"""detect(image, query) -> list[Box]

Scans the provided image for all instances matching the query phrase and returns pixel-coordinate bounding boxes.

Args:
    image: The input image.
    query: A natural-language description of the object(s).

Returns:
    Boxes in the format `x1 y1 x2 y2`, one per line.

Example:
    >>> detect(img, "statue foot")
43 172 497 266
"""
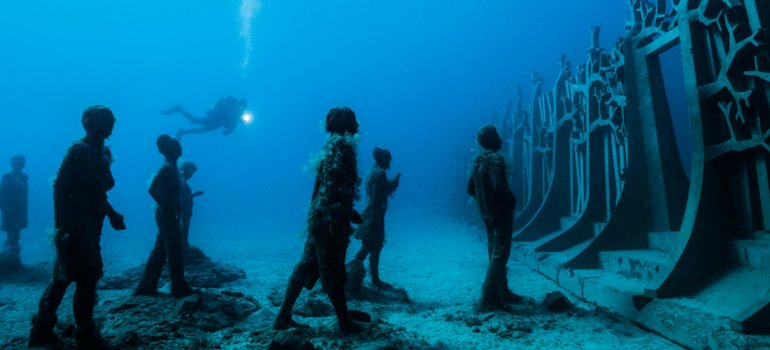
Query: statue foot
339 318 367 333
372 280 392 289
273 317 309 330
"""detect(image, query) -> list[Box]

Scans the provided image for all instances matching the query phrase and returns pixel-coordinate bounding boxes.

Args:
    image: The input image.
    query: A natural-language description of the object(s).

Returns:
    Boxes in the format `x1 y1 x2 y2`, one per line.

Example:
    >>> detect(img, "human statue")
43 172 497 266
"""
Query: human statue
467 125 522 311
273 106 366 332
134 134 195 297
179 161 208 263
0 154 29 262
352 147 401 288
29 105 126 349
158 96 247 139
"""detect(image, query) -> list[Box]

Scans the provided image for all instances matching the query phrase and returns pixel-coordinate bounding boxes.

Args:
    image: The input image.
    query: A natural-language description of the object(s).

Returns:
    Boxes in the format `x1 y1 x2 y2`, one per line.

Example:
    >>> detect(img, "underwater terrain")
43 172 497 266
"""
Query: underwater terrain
0 218 683 349
3 0 770 349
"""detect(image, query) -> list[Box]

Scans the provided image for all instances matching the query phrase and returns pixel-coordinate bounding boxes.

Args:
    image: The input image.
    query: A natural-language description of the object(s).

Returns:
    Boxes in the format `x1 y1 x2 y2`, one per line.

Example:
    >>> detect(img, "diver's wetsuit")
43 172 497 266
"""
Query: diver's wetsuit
467 149 517 310
0 168 28 253
136 160 192 296
354 164 399 284
168 96 243 139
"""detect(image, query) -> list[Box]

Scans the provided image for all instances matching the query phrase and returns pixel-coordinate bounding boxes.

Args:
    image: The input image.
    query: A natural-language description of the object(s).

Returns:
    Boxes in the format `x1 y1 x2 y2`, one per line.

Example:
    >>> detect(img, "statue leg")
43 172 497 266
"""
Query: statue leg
73 279 98 327
134 234 167 295
29 279 70 346
4 229 21 252
317 226 361 332
165 227 192 297
485 220 494 261
479 216 514 311
274 238 318 330
354 240 372 261
369 241 391 288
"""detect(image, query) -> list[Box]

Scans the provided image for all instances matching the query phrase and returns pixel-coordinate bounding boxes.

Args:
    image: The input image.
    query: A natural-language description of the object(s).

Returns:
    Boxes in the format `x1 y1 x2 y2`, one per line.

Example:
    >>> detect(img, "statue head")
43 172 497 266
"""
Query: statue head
373 147 392 170
477 125 502 151
10 154 25 171
324 106 358 135
81 105 115 141
180 161 198 180
157 134 182 161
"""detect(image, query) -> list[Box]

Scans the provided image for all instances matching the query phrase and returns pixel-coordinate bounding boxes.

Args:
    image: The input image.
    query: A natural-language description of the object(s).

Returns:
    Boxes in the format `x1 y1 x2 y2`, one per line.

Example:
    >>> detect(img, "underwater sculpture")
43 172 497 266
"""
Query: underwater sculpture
158 95 247 139
351 147 401 288
467 125 521 311
134 134 195 297
273 106 366 332
180 160 208 263
30 105 126 349
0 154 28 266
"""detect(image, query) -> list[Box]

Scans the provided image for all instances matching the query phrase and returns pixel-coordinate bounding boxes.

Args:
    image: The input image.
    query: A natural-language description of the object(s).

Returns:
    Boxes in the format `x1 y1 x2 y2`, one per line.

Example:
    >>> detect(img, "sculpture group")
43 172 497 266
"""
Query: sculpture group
459 0 770 346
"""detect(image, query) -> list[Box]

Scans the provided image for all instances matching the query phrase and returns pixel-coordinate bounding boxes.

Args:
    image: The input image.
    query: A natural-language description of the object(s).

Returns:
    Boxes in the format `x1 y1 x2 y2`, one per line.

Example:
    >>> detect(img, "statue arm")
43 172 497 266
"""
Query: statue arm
466 173 476 198
53 144 83 228
149 168 179 216
21 178 28 228
106 200 126 230
490 157 515 211
387 173 401 196
0 174 8 210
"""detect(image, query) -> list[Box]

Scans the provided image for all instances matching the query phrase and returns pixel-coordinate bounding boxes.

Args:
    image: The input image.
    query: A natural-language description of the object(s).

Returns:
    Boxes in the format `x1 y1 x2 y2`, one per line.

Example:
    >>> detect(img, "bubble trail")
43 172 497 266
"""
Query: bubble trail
239 0 262 74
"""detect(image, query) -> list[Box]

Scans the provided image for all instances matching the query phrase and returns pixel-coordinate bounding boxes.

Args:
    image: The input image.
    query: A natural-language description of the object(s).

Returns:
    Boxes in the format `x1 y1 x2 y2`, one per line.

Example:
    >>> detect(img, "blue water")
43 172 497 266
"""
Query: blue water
0 1 644 261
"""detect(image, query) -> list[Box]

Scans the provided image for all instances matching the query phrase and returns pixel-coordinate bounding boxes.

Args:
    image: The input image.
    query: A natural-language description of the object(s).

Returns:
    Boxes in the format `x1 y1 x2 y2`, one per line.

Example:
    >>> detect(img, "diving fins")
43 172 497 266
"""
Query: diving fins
158 105 182 115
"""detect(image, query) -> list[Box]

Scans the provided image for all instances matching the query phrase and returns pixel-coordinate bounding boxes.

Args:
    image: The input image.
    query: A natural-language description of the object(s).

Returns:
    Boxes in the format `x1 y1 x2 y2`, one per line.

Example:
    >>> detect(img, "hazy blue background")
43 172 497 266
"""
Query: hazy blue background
1 0 689 263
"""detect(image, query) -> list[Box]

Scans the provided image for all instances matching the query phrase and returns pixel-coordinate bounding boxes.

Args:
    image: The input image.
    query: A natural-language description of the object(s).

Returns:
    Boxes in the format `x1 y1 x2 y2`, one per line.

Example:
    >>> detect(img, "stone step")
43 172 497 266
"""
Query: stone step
593 221 607 237
559 269 650 317
534 252 770 350
560 216 578 230
648 231 678 252
639 268 770 349
599 249 669 282
727 238 770 271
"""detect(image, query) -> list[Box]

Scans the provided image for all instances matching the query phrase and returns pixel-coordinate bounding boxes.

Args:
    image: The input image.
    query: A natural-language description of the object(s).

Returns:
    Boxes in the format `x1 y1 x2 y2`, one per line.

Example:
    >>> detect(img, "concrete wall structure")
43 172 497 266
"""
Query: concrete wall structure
460 1 770 348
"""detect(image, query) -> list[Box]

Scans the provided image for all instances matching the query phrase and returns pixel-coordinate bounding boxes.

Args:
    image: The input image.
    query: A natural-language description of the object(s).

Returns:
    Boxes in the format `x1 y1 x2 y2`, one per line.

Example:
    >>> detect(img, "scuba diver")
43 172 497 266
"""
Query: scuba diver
158 96 247 140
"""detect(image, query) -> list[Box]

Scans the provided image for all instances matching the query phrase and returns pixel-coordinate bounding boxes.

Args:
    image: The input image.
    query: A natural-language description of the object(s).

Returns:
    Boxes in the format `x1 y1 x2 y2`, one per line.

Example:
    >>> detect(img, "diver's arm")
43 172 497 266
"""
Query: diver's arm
222 114 240 136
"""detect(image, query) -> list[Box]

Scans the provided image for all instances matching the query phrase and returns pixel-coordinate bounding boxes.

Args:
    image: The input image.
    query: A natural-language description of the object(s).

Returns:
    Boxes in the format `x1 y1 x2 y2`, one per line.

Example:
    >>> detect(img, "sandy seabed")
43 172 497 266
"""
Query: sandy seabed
0 217 683 350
